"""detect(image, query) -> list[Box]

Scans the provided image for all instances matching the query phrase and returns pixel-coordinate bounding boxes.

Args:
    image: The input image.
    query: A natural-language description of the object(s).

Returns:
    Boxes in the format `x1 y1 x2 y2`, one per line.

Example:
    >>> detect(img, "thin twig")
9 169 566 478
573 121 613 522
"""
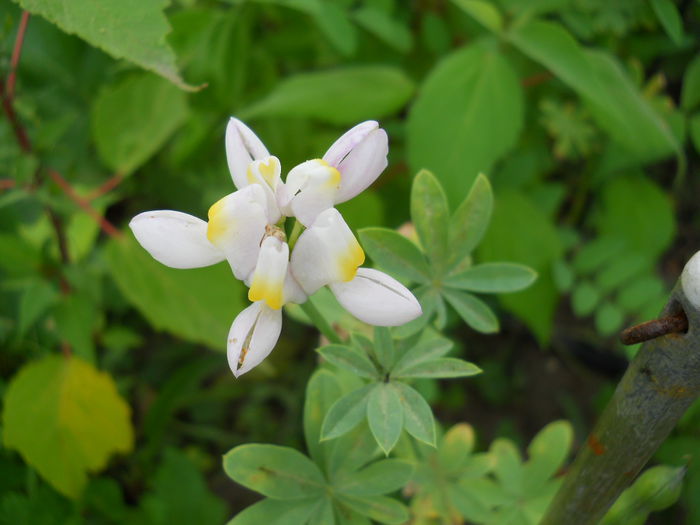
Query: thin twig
0 79 32 152
47 169 122 238
6 11 30 100
86 173 124 200
522 71 553 88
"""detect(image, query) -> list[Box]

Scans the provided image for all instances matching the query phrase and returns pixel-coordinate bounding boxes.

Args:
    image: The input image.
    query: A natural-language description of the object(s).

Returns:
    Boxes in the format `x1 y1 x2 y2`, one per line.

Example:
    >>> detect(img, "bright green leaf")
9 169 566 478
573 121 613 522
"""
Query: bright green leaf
92 74 188 175
692 114 700 154
445 263 537 293
524 421 572 489
490 439 523 495
12 0 195 89
367 383 404 455
392 382 436 446
240 66 414 125
336 458 413 496
373 326 396 371
391 335 453 375
443 289 499 333
321 385 374 441
411 170 450 272
572 281 601 317
317 345 379 379
3 355 133 498
304 370 342 467
223 444 325 500
106 235 245 351
407 44 523 207
448 173 493 268
17 280 58 336
358 228 431 284
595 301 625 337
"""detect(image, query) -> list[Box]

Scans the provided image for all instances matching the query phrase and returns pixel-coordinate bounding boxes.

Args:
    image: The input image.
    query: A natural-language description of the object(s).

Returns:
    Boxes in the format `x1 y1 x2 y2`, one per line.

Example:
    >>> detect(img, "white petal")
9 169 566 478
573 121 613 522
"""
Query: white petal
323 121 379 166
682 250 700 309
226 117 270 190
227 302 282 378
129 211 225 269
280 159 340 227
246 156 283 222
322 123 388 204
290 208 364 295
248 237 289 310
283 269 307 305
330 268 422 326
207 185 268 281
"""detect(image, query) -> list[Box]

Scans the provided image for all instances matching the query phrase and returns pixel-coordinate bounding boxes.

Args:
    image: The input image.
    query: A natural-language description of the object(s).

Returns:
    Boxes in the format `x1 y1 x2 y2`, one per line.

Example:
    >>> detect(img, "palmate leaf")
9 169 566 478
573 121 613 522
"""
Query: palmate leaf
443 289 499 334
448 173 493 269
337 494 409 525
367 383 403 455
391 335 453 375
317 345 379 379
12 0 195 90
445 263 537 293
392 382 436 446
223 445 325 500
393 358 481 379
321 385 375 441
335 459 413 497
226 498 320 525
2 355 133 498
358 228 431 284
411 170 450 272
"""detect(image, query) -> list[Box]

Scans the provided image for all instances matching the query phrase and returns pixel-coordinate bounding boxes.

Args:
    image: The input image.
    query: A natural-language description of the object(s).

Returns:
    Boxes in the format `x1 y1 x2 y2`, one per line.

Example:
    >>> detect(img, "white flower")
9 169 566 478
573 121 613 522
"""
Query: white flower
291 208 422 326
130 117 418 378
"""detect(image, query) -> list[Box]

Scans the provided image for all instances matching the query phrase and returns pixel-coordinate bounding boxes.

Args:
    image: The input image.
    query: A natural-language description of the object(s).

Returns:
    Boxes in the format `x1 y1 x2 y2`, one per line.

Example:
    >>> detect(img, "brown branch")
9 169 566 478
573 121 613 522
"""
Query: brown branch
522 71 553 88
620 311 688 345
6 11 30 101
47 169 122 238
86 173 124 200
0 79 32 152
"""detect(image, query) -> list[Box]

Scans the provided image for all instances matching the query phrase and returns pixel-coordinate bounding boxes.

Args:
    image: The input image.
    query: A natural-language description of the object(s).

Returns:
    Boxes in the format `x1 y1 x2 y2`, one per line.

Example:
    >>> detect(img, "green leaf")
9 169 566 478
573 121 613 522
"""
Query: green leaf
391 335 453 375
12 0 194 89
53 294 98 363
411 170 450 272
92 73 188 176
227 498 319 525
318 345 379 379
650 0 684 45
367 384 404 454
509 20 678 162
321 385 374 441
240 66 414 125
336 458 413 496
142 448 226 525
285 0 357 56
106 235 245 351
407 43 523 207
443 289 499 333
2 355 133 498
17 280 58 336
572 281 600 317
358 228 430 284
445 263 537 293
692 114 700 155
451 0 503 32
223 444 325 500
524 421 572 489
304 370 342 467
477 191 562 343
338 494 409 524
308 497 335 525
352 6 412 53
392 382 436 446
682 55 700 111
437 424 480 476
595 301 625 337
373 326 396 371
448 173 493 268
596 176 675 257
393 358 482 379
490 439 523 495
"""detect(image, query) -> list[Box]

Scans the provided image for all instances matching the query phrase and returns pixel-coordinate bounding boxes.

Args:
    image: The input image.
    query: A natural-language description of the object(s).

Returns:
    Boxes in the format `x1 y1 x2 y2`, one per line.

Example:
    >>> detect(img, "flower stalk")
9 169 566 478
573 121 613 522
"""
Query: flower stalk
541 253 700 524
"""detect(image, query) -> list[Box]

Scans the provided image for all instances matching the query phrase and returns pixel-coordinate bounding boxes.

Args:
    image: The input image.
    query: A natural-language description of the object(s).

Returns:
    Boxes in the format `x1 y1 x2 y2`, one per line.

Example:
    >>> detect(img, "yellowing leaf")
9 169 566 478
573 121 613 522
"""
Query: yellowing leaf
3 355 133 498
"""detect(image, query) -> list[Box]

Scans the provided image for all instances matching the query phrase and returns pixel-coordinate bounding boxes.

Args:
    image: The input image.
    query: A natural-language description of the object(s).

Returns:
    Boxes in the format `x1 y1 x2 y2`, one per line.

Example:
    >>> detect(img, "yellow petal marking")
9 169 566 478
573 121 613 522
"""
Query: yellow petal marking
207 196 229 242
259 157 280 187
248 276 284 310
338 238 365 282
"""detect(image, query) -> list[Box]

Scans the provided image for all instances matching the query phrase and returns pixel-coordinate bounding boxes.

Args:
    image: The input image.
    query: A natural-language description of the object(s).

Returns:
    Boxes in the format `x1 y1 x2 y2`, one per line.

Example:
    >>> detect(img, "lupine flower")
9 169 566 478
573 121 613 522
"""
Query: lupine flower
129 118 420 377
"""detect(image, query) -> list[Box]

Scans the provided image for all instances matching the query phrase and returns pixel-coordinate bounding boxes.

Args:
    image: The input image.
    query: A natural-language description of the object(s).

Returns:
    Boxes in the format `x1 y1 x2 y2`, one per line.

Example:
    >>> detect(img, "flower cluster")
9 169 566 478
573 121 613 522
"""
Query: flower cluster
130 119 421 377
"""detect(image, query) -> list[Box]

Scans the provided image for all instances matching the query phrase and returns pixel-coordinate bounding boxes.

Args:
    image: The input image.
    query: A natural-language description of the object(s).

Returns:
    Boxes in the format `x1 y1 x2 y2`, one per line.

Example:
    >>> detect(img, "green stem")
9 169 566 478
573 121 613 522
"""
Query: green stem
541 280 700 524
287 219 304 251
300 300 342 344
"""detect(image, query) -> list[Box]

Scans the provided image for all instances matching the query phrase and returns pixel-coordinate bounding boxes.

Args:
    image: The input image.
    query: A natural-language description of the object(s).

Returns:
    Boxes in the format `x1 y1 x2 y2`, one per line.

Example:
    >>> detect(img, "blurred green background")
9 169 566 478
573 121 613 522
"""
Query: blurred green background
1 0 700 522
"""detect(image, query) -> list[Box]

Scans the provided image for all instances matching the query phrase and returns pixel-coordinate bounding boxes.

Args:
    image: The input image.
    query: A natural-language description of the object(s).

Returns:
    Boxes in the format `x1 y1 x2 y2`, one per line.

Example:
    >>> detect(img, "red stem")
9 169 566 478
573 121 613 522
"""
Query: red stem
6 11 30 100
